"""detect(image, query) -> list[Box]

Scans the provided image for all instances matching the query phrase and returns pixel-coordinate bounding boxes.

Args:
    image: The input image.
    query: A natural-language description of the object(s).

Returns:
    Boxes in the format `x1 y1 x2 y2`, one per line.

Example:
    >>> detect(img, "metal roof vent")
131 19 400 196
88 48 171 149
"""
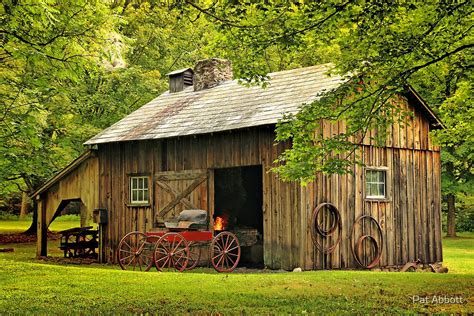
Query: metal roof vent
166 68 194 93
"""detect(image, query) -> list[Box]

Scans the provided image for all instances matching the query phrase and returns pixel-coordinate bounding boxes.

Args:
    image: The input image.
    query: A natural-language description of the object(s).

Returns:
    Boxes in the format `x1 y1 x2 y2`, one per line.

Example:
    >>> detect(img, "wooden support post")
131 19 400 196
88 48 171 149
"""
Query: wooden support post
80 202 88 227
207 169 214 231
36 196 47 257
98 224 105 263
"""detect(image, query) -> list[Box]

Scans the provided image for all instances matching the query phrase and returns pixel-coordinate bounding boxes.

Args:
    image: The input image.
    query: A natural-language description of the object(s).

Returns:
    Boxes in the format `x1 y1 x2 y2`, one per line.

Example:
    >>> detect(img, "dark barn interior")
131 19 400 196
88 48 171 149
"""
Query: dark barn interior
214 165 264 267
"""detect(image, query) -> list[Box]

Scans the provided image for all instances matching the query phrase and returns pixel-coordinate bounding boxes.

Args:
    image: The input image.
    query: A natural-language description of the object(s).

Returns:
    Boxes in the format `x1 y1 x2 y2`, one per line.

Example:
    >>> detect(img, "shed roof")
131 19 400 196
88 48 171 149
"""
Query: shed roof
85 64 344 145
166 68 193 76
85 64 443 145
30 150 96 198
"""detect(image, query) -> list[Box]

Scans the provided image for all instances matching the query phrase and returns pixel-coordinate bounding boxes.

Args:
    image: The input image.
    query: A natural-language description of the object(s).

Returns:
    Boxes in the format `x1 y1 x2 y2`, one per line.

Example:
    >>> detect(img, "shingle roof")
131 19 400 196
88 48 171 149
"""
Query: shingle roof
85 64 344 145
30 150 96 198
166 67 193 76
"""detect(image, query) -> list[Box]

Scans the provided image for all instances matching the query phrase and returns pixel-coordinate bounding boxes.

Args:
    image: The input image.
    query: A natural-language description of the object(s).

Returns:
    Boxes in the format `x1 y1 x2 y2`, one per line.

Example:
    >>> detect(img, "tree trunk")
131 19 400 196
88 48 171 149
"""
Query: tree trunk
446 193 456 237
445 159 457 238
19 191 30 220
23 200 37 235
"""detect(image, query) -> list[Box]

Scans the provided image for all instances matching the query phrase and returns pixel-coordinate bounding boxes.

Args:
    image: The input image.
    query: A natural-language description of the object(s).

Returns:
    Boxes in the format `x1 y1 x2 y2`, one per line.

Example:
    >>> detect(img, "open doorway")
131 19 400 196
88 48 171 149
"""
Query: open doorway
48 199 98 259
214 165 264 268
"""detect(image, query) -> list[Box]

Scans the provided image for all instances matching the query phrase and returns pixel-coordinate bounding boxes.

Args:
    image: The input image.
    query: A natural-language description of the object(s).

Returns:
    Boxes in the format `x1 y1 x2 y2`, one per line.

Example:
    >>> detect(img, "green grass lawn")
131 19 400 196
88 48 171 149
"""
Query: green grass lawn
0 223 472 314
0 216 96 234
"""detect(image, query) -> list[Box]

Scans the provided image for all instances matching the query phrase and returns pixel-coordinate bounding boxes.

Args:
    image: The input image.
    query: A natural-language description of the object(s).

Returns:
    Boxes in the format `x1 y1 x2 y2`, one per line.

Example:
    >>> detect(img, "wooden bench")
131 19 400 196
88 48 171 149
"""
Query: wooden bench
59 226 98 258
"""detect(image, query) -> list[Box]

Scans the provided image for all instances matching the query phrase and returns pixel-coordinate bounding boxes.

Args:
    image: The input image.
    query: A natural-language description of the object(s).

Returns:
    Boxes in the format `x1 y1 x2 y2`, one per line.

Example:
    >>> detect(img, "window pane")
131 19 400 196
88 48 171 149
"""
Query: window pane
130 177 150 203
378 171 385 183
373 183 380 196
366 171 373 183
373 171 378 183
378 183 385 197
368 183 376 196
366 169 387 198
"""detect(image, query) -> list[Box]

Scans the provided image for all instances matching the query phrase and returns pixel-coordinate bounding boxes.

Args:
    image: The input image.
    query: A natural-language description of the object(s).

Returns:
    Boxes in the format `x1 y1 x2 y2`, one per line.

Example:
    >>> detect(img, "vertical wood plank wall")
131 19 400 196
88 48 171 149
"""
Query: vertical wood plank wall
98 126 303 267
301 97 442 269
98 97 442 269
42 156 99 227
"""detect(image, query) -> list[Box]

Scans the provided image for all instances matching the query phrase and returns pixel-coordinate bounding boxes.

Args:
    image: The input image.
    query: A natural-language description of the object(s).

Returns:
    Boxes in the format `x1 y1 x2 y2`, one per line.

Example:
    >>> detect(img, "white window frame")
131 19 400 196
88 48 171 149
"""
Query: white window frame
365 167 389 200
130 176 149 205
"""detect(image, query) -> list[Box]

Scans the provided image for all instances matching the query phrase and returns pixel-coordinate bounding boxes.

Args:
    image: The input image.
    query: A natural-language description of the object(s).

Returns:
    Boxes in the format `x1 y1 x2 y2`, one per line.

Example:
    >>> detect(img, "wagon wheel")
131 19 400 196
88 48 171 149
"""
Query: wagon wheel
210 231 241 273
153 233 190 272
185 242 202 270
117 231 154 271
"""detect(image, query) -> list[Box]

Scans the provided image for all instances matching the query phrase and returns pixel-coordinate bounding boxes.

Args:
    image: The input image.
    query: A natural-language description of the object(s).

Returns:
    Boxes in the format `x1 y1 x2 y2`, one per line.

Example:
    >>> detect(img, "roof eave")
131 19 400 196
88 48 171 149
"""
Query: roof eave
405 85 445 129
30 150 96 198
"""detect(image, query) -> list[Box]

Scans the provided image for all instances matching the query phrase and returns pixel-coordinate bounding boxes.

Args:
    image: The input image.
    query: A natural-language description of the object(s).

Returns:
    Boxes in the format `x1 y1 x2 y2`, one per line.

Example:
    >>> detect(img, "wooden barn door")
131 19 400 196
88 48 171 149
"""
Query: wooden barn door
154 170 212 226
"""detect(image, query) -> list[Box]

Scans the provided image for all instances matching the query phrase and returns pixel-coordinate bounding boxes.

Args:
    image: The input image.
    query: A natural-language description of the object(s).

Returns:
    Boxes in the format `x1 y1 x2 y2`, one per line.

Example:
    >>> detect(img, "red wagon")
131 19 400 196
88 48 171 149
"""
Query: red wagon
116 210 241 273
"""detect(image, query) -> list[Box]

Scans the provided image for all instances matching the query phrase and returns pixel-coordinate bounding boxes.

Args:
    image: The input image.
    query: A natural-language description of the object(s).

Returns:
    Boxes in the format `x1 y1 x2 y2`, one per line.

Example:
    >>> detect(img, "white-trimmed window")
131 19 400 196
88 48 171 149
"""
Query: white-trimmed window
365 169 387 199
130 176 149 204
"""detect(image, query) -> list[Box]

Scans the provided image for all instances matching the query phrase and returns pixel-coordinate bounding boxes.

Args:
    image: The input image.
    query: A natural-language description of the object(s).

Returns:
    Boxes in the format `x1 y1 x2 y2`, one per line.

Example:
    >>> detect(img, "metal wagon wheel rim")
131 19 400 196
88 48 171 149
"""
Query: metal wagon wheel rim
310 203 342 254
117 231 154 271
153 233 190 272
350 215 384 269
210 231 241 273
355 235 379 268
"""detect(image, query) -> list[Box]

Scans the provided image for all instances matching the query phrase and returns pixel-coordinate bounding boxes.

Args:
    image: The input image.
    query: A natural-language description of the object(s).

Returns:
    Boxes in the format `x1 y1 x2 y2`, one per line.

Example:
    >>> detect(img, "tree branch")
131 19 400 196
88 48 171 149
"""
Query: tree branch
402 43 474 78
184 0 287 29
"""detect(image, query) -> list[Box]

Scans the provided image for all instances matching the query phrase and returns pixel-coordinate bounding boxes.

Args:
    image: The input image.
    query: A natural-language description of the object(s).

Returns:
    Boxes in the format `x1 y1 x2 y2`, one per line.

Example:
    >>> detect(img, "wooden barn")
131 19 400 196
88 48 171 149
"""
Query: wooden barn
34 58 444 270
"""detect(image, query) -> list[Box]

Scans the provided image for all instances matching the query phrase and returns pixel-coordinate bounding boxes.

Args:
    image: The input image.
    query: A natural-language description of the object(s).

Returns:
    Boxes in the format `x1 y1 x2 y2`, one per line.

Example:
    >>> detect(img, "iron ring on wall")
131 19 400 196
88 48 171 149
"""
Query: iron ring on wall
350 215 383 269
310 203 342 254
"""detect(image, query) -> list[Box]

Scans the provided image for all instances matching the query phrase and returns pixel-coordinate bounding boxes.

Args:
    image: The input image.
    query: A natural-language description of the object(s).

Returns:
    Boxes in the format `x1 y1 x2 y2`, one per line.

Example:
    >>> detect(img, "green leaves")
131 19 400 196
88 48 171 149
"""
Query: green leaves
183 1 472 182
2 0 472 202
0 1 221 196
1 0 113 192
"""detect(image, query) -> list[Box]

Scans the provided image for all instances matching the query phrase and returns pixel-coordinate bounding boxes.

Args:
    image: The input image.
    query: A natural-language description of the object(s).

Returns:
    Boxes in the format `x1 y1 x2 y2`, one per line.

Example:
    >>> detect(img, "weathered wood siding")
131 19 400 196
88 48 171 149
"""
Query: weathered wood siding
98 96 442 269
98 126 302 267
40 155 99 226
36 154 99 256
301 96 442 269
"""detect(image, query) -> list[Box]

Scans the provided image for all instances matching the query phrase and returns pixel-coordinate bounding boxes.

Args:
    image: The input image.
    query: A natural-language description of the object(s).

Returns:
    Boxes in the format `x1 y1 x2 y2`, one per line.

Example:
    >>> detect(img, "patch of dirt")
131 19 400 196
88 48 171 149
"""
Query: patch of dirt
37 256 98 265
227 267 288 273
0 231 60 244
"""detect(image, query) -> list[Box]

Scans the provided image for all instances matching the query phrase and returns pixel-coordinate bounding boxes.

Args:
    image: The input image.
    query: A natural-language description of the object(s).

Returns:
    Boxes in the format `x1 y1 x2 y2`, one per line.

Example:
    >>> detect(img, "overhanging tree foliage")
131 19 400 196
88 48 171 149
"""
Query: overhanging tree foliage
1 0 219 232
1 1 472 234
179 0 473 233
178 0 472 178
1 0 112 194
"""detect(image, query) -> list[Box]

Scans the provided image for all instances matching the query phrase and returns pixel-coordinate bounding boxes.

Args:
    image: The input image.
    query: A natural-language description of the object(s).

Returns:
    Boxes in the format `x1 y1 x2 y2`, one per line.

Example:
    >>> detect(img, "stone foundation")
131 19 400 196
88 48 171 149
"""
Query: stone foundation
370 262 447 272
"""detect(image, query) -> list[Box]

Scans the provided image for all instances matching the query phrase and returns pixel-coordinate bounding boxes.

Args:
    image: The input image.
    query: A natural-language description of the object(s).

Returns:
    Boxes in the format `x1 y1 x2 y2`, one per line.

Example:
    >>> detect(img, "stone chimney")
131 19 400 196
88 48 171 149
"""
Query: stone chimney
193 58 233 91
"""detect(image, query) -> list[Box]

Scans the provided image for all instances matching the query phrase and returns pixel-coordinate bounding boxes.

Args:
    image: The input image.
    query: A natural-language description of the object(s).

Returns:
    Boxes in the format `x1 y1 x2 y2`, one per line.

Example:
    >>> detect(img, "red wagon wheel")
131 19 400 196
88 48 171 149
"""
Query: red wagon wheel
117 231 154 271
153 233 190 272
185 242 202 270
210 231 241 273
